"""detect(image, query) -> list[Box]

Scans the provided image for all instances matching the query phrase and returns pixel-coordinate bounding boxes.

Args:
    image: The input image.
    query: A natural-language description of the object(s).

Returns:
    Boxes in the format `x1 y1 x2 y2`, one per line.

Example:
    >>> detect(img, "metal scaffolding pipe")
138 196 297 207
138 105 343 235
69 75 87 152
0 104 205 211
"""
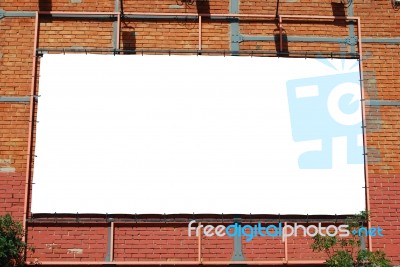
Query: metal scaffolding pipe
23 11 39 242
356 18 373 252
281 14 358 20
116 12 121 49
110 221 115 261
36 48 359 58
0 96 30 102
198 222 202 263
112 0 120 50
31 11 360 22
27 218 352 225
240 35 348 43
278 15 283 52
35 260 326 265
198 15 202 51
38 11 119 16
284 222 288 263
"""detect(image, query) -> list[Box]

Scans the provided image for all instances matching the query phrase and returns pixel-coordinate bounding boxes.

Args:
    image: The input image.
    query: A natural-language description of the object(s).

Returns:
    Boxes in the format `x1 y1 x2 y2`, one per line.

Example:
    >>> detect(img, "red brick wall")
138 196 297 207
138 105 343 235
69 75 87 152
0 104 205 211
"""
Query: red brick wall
1 0 399 265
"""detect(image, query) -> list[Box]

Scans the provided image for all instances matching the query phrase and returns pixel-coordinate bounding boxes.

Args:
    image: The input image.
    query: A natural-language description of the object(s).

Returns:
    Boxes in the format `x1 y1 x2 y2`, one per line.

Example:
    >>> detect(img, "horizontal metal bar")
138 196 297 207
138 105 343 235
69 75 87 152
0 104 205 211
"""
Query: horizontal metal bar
0 11 352 20
1 11 36 18
366 100 400 106
241 34 347 43
4 96 395 106
2 96 395 109
27 218 350 225
123 15 238 20
33 260 326 266
42 14 115 19
39 11 119 15
0 12 234 21
0 10 114 19
123 15 233 20
37 48 359 58
0 11 237 20
0 96 30 102
124 14 197 20
238 34 400 45
28 213 353 225
362 37 400 44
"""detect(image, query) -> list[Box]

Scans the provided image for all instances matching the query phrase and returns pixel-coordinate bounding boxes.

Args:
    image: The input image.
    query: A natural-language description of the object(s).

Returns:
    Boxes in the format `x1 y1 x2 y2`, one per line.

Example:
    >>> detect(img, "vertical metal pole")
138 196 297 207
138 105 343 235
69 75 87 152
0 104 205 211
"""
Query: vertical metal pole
231 217 245 261
229 0 240 54
23 11 39 242
348 3 356 54
279 15 283 52
110 221 115 261
284 222 288 263
198 15 202 51
116 12 121 50
198 222 202 263
113 0 120 50
357 17 372 252
105 220 115 262
360 230 366 251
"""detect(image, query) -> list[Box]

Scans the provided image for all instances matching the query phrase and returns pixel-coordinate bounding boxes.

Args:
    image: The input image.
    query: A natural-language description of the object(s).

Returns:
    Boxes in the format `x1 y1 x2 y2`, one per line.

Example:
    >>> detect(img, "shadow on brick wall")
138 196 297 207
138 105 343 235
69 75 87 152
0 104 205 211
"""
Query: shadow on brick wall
196 0 210 15
274 27 289 55
122 30 136 54
121 1 136 54
39 0 52 11
331 2 347 27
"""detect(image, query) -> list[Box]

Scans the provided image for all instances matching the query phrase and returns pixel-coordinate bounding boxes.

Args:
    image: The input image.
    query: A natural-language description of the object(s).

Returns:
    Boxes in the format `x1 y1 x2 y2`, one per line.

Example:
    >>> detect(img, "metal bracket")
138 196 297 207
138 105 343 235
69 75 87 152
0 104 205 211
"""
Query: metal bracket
0 96 30 102
367 100 400 106
231 217 245 261
360 230 366 250
229 0 240 53
345 36 358 46
231 34 243 43
0 10 36 19
105 218 114 262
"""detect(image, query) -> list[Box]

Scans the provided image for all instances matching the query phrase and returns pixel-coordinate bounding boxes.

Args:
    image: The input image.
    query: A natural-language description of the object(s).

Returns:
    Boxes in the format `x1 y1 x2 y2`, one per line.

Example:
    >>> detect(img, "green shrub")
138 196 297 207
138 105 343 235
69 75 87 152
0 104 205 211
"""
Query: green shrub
0 214 33 267
311 211 391 267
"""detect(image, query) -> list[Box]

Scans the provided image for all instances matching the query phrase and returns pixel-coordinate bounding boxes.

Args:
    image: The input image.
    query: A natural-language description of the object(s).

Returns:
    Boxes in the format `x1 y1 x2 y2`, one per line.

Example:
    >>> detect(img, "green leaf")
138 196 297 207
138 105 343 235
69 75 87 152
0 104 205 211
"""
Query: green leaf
326 250 354 267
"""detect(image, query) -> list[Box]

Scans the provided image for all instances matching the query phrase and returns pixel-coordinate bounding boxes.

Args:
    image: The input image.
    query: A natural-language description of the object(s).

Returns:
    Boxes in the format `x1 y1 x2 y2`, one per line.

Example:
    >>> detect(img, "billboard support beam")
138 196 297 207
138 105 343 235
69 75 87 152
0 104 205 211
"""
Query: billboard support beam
23 11 39 244
34 260 326 265
105 219 115 262
0 97 31 102
231 217 245 261
356 17 372 252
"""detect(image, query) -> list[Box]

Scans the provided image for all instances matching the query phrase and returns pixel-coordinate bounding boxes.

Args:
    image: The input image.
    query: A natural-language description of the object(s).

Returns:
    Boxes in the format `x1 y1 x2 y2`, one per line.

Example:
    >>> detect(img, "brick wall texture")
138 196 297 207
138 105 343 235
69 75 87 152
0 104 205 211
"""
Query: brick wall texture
1 0 399 265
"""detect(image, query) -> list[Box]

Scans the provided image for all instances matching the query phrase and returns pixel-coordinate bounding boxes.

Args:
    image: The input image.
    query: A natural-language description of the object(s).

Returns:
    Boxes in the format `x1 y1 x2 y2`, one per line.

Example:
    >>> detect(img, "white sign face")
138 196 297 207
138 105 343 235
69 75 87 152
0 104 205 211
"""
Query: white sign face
32 54 365 214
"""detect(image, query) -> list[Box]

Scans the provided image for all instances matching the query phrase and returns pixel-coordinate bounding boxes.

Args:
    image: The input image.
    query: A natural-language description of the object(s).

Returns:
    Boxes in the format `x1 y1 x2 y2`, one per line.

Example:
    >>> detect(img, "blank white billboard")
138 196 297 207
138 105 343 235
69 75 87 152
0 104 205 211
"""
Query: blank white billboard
32 54 365 214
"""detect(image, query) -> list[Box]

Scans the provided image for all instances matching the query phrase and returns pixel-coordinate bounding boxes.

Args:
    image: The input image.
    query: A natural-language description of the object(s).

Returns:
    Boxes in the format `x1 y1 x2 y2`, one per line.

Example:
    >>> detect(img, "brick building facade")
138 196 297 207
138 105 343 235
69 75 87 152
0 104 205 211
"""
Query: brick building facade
0 0 399 265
